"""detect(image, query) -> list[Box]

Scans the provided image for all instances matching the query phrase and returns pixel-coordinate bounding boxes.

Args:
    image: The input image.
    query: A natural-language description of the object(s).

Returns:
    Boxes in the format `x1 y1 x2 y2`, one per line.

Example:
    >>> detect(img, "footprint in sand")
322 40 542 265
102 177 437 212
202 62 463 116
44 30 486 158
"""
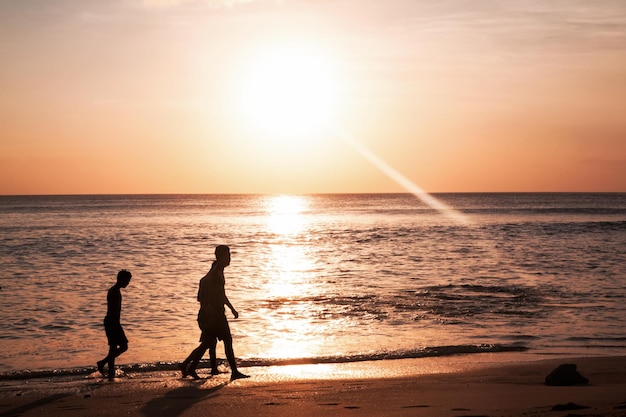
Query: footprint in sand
551 402 590 411
451 409 490 417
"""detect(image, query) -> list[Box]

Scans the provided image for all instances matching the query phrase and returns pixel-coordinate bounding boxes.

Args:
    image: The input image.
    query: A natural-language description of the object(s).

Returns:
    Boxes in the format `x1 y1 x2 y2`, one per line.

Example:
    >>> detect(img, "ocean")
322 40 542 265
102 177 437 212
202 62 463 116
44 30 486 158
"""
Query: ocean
0 193 625 378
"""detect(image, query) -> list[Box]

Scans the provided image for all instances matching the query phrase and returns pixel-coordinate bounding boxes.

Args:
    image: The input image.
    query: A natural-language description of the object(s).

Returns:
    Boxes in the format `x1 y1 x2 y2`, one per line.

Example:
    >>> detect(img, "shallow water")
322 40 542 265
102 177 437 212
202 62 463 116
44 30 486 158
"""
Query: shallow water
1 193 625 376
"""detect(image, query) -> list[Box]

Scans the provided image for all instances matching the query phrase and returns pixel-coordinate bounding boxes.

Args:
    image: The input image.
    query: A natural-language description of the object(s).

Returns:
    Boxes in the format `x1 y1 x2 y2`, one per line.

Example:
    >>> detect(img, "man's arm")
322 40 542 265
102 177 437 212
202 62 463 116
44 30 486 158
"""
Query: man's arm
224 294 238 319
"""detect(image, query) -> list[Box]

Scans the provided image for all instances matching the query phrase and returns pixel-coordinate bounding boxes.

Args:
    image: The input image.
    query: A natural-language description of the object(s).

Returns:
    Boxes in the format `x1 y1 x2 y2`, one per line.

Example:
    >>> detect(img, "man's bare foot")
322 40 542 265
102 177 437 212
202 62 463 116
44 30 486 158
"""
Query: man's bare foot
96 361 106 377
178 363 189 378
189 370 202 380
231 371 249 381
211 369 220 376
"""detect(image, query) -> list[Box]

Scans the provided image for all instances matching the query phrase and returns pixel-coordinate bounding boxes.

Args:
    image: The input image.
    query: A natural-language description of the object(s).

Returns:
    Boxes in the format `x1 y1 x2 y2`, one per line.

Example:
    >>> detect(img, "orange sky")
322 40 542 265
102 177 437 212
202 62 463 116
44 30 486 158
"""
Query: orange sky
1 0 625 195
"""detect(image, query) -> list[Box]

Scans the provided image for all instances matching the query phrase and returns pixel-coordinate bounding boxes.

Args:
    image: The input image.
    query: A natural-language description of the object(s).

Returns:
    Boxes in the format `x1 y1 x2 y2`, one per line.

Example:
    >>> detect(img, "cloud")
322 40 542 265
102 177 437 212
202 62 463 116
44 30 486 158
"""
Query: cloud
392 1 626 54
582 158 626 168
141 0 260 7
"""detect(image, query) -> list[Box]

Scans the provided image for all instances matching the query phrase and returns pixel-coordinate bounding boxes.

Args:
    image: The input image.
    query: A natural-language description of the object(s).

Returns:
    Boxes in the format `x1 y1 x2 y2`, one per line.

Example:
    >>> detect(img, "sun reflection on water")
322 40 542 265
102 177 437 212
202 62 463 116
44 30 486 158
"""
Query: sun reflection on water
257 195 328 360
265 195 309 236
264 245 317 298
260 244 325 359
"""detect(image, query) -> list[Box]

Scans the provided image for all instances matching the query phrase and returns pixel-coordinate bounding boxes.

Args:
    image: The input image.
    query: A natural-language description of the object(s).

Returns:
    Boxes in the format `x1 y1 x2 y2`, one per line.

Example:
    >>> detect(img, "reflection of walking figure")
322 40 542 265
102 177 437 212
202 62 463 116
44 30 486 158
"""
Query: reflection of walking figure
180 245 249 381
97 270 132 380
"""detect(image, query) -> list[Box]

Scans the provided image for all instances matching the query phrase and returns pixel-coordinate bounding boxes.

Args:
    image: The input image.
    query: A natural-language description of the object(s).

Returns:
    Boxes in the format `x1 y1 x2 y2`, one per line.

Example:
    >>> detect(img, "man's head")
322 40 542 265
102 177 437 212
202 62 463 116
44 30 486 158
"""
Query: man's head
117 269 132 287
215 245 231 267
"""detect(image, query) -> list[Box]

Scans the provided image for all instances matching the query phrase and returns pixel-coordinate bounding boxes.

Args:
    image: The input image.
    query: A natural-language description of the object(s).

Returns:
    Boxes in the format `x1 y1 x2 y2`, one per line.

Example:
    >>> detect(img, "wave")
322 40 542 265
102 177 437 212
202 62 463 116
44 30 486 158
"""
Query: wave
0 344 527 381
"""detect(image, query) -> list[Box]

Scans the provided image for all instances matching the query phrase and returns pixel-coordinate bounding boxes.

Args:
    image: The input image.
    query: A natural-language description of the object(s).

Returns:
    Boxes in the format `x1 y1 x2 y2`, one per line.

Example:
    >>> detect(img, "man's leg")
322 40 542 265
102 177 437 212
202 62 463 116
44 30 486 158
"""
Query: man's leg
223 334 248 380
97 348 113 376
107 343 127 379
97 345 120 379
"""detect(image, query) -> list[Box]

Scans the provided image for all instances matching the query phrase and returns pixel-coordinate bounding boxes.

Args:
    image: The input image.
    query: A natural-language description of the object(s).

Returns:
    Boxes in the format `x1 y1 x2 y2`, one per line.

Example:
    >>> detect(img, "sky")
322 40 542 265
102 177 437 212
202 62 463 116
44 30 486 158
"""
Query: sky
1 0 625 195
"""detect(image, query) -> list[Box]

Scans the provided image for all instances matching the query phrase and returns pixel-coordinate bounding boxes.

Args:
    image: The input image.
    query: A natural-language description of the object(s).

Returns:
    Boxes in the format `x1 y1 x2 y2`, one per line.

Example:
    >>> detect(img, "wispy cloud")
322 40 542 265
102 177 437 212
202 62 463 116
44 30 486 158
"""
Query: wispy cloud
395 1 626 54
141 0 260 7
582 158 626 169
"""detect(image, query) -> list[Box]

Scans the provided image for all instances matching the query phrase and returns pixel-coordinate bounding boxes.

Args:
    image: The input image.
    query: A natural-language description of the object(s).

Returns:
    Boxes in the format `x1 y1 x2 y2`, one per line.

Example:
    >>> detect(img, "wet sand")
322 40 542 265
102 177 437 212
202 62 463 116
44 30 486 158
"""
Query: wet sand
1 355 625 417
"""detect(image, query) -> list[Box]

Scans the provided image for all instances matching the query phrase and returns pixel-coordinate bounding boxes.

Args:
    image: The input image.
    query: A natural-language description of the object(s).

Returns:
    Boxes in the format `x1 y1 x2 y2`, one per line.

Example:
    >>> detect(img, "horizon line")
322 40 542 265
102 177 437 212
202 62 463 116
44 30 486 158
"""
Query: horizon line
1 191 625 197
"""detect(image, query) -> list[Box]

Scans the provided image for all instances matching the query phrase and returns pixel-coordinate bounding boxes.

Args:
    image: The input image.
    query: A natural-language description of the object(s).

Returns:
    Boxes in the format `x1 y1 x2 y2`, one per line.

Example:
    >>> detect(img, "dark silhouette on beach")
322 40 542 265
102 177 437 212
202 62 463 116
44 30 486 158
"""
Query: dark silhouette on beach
97 269 132 380
140 382 229 417
179 245 249 381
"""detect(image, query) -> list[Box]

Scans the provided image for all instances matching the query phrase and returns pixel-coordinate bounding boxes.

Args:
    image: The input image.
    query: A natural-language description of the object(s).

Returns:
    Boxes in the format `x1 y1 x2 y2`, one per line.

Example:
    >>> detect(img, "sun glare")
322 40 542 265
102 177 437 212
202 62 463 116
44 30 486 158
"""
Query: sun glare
265 195 309 235
235 42 339 138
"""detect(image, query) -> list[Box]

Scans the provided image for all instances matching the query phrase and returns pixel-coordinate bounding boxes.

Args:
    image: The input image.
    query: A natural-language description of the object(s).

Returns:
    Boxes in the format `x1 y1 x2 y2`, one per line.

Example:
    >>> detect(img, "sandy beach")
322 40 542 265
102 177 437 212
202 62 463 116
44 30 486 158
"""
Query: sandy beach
1 355 625 417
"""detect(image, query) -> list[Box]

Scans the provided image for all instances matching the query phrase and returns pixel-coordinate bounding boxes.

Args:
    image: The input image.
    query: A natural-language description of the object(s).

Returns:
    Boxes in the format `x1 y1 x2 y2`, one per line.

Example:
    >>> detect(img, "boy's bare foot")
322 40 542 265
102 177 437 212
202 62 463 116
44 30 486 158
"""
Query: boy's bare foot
189 370 202 380
211 369 220 376
230 371 249 381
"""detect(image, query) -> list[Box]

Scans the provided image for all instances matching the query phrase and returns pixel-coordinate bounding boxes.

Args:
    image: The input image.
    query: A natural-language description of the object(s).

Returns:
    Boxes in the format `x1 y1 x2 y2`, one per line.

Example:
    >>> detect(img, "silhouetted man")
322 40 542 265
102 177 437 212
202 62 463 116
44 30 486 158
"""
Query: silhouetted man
180 245 249 381
97 269 132 380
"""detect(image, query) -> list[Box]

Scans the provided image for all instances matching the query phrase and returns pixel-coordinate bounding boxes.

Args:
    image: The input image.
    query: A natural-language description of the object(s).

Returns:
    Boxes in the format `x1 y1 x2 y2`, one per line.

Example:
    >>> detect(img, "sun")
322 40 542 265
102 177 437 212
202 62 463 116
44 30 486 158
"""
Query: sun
235 42 340 138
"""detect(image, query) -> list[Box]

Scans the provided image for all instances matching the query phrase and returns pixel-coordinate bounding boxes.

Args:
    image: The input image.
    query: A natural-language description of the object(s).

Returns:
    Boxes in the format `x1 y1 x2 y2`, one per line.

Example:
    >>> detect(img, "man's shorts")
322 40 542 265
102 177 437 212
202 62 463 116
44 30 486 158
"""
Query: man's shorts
104 319 128 347
198 311 230 342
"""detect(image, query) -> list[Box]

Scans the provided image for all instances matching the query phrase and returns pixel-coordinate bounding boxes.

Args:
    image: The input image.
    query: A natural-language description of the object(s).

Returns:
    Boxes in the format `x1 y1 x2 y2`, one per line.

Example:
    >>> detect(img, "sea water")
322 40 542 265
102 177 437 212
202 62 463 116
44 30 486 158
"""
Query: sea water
0 193 625 377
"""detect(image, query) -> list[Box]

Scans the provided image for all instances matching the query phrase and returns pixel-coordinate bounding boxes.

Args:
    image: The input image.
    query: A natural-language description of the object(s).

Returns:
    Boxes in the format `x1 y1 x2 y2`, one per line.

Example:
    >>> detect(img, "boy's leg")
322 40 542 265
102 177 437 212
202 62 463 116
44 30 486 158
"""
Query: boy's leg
188 341 211 379
180 344 203 377
209 337 219 375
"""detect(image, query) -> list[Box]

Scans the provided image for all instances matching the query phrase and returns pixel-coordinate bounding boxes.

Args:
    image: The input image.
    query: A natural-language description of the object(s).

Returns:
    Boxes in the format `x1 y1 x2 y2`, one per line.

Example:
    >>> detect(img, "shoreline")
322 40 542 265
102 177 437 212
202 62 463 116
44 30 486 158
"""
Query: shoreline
0 343 532 381
1 354 625 417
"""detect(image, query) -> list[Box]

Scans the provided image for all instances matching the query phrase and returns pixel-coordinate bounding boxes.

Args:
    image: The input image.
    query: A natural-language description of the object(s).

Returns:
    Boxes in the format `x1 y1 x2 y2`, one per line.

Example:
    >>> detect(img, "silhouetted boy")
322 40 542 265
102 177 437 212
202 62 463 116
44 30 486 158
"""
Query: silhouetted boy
180 245 249 381
97 269 132 379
